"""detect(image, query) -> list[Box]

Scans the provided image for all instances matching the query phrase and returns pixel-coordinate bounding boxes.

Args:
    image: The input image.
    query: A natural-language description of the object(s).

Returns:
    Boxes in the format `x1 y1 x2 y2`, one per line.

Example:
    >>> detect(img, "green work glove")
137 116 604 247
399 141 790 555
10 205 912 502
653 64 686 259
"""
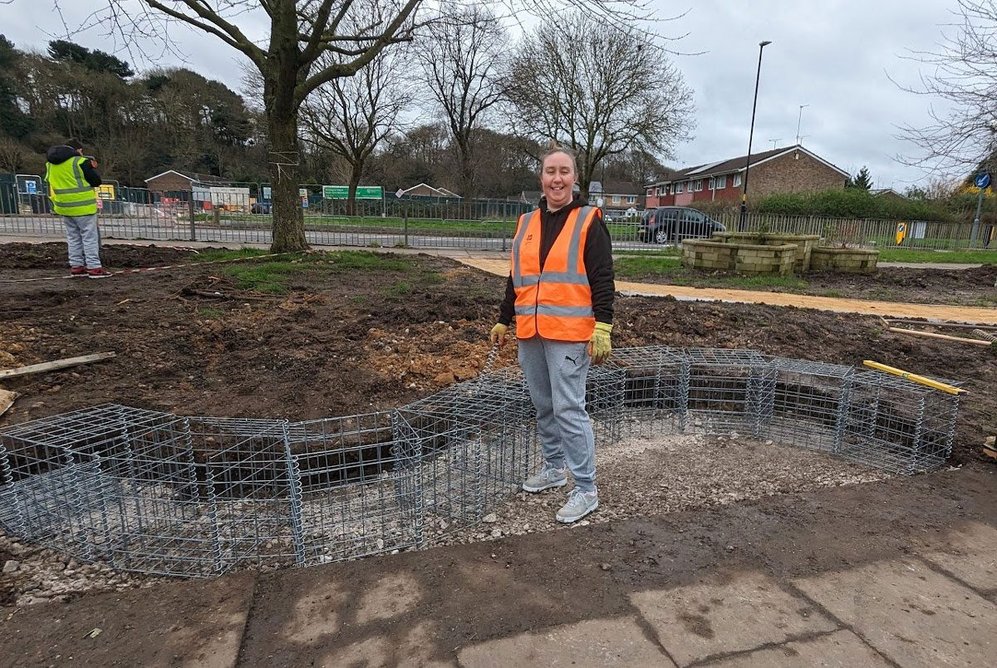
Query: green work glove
588 322 613 364
490 323 509 347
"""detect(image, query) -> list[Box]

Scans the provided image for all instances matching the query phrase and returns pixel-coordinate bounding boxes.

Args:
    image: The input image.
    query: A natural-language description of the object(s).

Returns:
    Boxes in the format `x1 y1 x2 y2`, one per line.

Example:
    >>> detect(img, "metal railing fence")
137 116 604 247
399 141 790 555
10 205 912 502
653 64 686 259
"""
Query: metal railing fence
1 177 994 250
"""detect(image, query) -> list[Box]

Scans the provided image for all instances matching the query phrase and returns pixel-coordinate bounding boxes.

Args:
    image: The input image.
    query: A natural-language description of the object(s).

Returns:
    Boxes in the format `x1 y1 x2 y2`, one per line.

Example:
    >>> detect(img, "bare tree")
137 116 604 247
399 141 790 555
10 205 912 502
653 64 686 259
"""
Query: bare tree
897 0 997 176
301 46 413 213
505 12 694 198
415 6 508 199
78 1 653 250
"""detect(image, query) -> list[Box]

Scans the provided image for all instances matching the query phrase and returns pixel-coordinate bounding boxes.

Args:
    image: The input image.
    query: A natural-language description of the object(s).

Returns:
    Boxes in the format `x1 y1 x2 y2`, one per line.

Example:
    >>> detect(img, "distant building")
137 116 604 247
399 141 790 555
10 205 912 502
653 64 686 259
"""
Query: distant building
645 145 848 208
144 170 231 193
400 183 461 199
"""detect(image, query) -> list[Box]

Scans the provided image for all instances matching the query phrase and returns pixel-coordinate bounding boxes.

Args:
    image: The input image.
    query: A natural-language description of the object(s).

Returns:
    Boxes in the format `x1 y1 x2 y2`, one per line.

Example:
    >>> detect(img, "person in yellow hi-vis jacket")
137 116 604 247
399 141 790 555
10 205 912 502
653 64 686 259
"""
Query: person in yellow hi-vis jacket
45 139 111 278
489 145 615 524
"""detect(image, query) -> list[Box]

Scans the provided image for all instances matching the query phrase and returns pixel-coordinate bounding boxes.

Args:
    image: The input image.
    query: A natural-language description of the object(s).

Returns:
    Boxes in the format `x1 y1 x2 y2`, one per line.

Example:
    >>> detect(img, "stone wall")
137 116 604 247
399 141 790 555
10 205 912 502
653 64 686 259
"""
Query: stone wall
809 247 880 273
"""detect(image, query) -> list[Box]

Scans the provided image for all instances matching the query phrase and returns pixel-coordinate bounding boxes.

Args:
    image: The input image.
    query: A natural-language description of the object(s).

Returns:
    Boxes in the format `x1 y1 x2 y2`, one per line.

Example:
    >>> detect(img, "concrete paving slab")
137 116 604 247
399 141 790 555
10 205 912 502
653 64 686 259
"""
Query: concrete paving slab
629 571 836 665
922 520 997 599
457 616 672 667
793 557 997 667
704 629 890 667
0 572 256 668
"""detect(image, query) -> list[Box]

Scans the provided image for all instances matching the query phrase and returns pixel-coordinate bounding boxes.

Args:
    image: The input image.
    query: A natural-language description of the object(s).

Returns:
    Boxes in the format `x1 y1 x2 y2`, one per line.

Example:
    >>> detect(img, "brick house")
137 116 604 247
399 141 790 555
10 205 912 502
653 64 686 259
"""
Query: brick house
645 145 848 208
591 180 644 210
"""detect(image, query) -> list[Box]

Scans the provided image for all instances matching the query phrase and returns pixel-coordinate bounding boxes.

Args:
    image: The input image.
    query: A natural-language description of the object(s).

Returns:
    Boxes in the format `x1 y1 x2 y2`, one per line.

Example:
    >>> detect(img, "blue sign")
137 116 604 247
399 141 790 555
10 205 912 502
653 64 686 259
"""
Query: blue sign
25 181 36 194
974 172 991 189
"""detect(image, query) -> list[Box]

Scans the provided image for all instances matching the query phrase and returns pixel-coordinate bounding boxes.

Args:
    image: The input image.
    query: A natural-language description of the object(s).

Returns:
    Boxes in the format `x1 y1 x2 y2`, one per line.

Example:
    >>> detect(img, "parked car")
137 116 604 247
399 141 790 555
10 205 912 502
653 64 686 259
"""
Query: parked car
639 206 725 244
251 201 272 214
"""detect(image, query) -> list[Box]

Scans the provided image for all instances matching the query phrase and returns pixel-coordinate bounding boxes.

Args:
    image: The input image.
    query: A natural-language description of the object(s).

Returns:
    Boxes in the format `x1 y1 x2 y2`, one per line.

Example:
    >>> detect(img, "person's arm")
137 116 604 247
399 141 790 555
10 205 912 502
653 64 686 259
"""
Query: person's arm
81 157 102 187
584 211 615 325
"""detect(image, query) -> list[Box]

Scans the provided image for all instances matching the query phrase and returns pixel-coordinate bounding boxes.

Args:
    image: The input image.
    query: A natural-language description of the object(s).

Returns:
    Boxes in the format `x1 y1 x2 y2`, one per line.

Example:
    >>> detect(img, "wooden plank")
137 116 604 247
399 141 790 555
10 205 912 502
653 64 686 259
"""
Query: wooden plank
0 352 117 380
887 327 993 346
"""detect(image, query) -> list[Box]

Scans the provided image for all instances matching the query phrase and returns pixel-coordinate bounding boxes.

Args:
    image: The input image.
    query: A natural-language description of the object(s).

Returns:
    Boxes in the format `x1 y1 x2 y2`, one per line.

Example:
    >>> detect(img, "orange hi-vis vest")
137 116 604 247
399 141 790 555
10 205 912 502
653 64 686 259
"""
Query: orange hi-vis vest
511 205 597 341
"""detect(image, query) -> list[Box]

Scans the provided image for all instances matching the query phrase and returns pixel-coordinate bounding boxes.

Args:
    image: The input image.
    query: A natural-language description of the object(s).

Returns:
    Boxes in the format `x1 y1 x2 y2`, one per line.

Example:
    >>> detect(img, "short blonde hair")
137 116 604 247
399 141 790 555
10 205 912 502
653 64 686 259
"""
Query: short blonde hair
540 142 577 175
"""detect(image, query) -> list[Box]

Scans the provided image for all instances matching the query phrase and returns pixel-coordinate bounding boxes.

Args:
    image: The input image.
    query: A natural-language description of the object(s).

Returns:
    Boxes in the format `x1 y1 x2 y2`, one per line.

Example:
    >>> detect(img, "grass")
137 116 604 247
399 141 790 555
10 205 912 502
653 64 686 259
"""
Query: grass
614 254 683 278
197 306 225 319
192 247 272 262
614 254 809 290
876 248 997 264
214 249 423 294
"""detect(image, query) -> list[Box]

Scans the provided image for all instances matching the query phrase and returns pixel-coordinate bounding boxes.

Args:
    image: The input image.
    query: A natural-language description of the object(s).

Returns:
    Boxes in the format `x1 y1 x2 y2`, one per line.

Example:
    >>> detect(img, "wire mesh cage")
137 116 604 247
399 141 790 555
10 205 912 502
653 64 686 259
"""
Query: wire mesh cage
397 371 536 525
839 370 960 474
285 412 422 566
0 348 967 578
758 357 855 452
684 348 769 434
607 346 690 438
0 405 185 565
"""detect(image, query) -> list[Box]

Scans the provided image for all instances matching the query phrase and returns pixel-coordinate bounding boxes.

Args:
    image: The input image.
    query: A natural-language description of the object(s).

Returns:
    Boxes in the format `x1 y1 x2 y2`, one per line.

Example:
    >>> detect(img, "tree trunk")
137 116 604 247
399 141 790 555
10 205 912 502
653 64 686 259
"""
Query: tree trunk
347 168 361 216
266 110 308 252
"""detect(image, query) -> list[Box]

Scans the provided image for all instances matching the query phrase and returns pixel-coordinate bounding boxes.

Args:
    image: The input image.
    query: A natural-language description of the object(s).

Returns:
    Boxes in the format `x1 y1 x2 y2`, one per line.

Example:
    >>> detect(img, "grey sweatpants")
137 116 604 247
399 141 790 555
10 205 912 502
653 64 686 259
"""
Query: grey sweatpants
63 213 102 269
518 336 597 493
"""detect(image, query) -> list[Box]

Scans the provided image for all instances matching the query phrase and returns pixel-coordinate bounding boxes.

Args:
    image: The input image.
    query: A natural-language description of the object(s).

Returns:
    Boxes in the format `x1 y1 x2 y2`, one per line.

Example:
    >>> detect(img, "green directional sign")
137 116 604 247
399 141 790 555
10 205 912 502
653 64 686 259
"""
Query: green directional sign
322 185 384 200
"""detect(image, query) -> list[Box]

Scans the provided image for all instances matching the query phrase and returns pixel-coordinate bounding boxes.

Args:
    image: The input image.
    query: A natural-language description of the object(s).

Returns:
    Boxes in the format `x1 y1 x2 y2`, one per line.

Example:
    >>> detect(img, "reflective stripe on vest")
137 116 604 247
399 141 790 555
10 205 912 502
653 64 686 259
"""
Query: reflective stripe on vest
46 156 97 216
510 206 597 342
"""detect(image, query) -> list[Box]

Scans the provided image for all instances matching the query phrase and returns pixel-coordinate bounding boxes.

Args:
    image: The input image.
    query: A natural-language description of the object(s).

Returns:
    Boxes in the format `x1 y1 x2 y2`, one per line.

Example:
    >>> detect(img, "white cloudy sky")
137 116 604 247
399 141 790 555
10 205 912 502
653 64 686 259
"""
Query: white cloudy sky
1 0 968 189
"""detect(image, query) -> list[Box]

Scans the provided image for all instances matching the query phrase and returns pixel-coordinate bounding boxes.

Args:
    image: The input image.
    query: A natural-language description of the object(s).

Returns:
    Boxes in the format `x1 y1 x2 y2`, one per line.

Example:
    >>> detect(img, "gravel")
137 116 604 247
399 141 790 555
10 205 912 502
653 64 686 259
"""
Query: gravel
0 431 889 608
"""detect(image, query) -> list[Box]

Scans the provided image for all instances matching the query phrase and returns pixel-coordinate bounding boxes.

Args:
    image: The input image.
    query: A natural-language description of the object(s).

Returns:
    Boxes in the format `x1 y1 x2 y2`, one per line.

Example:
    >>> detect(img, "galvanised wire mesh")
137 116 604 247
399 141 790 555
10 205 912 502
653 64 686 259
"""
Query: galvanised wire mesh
758 357 855 453
839 370 960 474
684 348 769 434
397 370 537 526
285 412 422 566
0 348 964 577
607 346 690 437
0 405 183 565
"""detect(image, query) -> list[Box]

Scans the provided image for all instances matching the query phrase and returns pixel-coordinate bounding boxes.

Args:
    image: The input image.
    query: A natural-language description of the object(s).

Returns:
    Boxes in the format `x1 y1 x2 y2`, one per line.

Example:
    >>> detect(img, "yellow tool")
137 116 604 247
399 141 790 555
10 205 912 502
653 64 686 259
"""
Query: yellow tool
862 360 967 395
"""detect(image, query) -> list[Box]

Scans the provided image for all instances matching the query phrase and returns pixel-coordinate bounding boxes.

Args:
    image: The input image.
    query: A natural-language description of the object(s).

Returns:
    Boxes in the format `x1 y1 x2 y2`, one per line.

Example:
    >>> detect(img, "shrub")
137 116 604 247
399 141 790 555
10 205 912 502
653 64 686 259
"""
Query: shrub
755 189 953 222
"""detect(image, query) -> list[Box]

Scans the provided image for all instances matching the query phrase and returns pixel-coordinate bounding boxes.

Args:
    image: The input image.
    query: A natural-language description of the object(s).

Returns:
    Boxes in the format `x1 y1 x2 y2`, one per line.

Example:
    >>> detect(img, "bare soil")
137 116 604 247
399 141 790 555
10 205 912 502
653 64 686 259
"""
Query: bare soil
0 242 993 464
0 242 995 660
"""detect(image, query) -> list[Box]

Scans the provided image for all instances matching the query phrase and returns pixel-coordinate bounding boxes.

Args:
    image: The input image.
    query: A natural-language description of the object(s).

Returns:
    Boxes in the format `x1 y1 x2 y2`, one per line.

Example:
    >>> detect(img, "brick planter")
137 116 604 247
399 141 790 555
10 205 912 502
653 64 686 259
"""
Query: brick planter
682 239 797 276
713 232 820 273
809 247 880 273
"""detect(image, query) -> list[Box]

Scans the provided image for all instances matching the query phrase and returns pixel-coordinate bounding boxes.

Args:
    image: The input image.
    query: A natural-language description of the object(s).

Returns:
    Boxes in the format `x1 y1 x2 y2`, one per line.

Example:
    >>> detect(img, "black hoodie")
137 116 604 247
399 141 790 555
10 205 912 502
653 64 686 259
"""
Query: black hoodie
45 145 102 187
498 195 615 327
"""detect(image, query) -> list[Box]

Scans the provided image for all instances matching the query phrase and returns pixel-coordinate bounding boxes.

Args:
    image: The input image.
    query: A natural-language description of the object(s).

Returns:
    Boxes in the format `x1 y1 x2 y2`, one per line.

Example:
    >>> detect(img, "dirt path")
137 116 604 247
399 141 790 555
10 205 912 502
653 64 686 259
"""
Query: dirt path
460 257 997 324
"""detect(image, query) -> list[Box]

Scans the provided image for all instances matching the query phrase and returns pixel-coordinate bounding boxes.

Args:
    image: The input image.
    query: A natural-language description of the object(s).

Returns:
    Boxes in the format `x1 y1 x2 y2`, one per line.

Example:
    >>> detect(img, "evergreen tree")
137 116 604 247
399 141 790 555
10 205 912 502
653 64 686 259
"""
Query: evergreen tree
0 35 31 138
847 166 873 190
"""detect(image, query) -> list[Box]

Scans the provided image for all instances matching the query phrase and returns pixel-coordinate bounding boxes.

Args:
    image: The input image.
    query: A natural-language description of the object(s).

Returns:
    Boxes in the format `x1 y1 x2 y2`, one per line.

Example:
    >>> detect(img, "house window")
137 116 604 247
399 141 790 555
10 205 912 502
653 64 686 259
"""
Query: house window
716 175 727 189
675 182 684 194
647 188 654 197
733 173 742 188
626 195 636 204
708 177 715 190
693 179 703 192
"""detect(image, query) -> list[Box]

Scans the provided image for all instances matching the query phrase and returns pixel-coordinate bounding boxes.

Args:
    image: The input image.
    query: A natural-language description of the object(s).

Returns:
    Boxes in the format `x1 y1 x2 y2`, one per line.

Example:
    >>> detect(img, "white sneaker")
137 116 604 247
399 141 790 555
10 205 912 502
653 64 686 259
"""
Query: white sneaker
556 488 599 523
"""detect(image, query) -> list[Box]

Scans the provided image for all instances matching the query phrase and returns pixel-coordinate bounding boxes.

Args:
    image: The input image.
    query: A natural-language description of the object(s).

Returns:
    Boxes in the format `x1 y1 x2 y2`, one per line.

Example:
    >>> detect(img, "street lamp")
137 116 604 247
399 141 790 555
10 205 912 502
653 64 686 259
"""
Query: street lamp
739 40 772 231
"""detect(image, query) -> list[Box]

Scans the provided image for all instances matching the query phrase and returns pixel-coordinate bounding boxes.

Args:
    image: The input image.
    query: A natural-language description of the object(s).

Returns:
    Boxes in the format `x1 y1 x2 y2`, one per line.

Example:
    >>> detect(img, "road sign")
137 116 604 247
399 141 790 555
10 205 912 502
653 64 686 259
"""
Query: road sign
395 188 405 199
25 181 36 194
974 172 991 189
322 185 384 200
299 188 309 208
894 221 907 245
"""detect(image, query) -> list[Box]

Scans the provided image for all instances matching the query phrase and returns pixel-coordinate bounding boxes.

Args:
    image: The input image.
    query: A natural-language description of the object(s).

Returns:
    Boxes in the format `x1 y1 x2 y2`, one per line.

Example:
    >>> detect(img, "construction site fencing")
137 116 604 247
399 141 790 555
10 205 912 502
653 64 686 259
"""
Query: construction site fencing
0 347 961 578
3 180 995 252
